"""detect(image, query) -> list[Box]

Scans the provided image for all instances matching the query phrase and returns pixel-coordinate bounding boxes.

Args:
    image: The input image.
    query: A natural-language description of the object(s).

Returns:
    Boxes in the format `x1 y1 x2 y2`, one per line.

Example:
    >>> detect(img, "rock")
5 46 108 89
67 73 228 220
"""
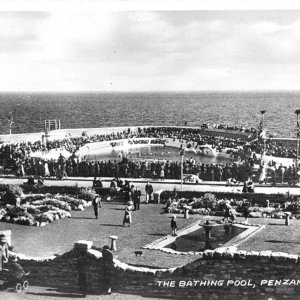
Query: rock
249 212 262 218
77 204 84 211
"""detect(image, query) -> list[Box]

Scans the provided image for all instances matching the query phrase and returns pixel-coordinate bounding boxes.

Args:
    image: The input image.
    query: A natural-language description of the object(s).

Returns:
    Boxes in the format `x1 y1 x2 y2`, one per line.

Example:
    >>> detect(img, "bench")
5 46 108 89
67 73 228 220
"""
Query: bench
135 251 143 256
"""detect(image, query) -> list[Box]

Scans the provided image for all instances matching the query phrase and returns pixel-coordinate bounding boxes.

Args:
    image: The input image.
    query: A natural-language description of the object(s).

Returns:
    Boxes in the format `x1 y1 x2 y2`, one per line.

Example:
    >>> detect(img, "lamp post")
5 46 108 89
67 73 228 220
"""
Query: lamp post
260 110 266 160
8 113 14 135
295 109 300 178
180 148 185 190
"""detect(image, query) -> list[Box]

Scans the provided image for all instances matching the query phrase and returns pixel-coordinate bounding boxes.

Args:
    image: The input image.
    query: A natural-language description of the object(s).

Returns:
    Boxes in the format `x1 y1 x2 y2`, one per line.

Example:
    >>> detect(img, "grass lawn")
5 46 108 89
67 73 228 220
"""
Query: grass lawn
237 217 300 254
0 201 299 270
0 202 204 268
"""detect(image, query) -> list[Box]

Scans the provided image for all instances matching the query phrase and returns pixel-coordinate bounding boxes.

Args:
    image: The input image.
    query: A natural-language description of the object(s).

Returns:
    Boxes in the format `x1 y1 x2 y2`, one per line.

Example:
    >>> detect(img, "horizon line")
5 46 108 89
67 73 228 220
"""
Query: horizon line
1 89 300 94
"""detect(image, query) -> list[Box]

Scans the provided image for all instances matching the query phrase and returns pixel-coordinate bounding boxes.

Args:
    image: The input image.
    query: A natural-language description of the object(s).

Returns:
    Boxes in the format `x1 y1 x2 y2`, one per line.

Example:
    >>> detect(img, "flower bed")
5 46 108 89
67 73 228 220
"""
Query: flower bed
160 190 292 206
163 192 295 220
0 192 92 226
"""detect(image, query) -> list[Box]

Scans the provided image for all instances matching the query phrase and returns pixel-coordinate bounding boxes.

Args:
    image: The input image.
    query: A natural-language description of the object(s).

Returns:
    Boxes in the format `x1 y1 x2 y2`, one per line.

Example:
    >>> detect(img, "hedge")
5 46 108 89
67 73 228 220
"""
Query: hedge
0 184 296 206
160 190 294 205
0 184 111 197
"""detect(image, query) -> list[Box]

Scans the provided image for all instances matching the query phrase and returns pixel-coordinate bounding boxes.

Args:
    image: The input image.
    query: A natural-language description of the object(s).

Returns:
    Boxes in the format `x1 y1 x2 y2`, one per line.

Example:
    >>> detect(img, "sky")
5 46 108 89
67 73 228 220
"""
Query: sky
1 7 300 91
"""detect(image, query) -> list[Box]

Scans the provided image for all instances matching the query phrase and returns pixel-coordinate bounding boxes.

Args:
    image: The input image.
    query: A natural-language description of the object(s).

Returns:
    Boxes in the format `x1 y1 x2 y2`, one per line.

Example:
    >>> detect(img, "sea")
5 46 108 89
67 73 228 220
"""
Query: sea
0 91 299 137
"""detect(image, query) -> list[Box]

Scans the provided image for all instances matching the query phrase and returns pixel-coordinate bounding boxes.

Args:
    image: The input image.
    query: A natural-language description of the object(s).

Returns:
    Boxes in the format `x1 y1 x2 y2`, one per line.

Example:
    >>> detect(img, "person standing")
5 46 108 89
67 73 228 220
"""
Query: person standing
171 216 177 236
160 165 165 181
44 160 50 177
133 186 141 210
243 202 250 224
0 235 9 271
123 181 131 204
123 202 133 227
92 194 102 219
110 178 117 192
222 203 231 222
145 182 153 204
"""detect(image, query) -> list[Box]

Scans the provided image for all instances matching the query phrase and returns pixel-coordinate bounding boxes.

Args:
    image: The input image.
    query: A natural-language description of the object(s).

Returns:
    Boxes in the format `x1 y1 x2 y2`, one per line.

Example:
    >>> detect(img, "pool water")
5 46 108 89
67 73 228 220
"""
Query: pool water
164 225 246 252
86 146 234 164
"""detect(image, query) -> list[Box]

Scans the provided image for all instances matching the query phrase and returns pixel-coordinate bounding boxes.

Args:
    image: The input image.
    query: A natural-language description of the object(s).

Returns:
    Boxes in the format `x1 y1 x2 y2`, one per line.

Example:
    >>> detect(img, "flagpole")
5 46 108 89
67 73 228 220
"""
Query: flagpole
180 148 184 190
8 113 13 135
295 110 300 181
260 110 266 161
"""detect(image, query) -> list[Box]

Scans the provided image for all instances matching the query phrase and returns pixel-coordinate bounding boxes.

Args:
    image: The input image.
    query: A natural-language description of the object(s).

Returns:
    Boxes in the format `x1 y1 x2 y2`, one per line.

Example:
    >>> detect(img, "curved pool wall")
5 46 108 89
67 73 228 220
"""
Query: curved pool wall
0 125 294 144
0 125 297 166
76 137 220 159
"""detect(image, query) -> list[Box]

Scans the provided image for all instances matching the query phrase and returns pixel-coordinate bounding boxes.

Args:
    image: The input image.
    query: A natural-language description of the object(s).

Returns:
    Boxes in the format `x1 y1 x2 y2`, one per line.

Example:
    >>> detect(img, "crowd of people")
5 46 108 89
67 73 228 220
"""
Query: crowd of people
0 126 298 162
0 126 299 182
5 152 296 185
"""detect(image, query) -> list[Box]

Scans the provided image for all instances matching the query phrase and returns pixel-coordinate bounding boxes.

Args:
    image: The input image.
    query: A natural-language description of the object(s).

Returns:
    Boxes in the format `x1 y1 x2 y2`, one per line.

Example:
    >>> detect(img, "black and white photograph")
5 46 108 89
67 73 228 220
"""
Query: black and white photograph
0 1 300 299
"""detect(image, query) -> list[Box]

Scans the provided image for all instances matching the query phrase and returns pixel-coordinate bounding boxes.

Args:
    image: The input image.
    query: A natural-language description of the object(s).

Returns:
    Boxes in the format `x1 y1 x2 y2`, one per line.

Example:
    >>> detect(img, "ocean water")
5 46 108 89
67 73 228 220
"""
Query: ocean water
0 91 298 137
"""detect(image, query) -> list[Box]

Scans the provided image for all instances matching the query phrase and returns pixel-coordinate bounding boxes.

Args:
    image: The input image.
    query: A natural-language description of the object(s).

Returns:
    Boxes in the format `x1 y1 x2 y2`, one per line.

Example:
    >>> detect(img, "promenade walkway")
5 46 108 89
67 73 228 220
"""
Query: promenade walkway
1 176 300 194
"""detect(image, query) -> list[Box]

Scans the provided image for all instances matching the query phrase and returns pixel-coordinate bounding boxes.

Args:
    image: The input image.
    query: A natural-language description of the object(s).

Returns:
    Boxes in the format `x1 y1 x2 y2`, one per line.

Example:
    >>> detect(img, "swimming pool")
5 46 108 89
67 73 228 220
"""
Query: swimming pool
85 145 235 164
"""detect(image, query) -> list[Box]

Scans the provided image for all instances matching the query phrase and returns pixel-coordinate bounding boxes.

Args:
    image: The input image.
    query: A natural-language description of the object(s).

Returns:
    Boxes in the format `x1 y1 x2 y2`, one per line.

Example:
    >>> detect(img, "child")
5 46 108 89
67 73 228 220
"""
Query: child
171 216 177 236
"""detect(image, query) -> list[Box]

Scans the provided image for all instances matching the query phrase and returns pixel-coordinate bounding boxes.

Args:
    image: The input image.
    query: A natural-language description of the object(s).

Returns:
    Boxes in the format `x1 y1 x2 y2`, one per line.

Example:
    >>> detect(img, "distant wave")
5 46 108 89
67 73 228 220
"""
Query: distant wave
0 91 298 137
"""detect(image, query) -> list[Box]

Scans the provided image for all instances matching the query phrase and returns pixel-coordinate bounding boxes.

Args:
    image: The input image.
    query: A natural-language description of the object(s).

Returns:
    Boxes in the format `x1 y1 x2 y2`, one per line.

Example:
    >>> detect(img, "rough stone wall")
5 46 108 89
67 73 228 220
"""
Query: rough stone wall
18 251 79 291
109 249 300 299
16 242 107 293
14 241 300 299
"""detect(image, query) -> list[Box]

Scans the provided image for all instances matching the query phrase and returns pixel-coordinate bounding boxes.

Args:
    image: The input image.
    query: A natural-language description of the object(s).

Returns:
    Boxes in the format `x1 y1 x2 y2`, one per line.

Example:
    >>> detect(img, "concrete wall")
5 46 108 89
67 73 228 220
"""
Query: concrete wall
0 125 297 148
14 240 300 299
272 138 297 148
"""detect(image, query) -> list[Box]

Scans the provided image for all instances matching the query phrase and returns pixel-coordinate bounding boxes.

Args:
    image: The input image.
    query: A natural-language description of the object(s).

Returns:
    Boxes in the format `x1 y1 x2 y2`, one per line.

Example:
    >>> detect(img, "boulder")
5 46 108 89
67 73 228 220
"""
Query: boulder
249 211 262 218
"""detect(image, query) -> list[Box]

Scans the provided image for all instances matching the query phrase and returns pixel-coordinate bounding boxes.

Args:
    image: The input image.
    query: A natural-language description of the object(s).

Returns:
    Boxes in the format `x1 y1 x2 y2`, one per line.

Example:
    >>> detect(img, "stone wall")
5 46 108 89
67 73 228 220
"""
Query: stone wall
16 241 107 294
111 249 300 300
13 240 300 299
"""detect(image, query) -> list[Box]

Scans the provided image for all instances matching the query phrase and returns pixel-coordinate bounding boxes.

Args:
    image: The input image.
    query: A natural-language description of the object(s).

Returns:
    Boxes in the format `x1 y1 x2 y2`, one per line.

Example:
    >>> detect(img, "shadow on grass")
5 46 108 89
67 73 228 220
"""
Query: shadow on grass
268 223 286 226
99 224 124 227
128 263 161 269
110 208 124 211
71 217 95 219
26 292 84 298
266 240 300 244
148 233 166 237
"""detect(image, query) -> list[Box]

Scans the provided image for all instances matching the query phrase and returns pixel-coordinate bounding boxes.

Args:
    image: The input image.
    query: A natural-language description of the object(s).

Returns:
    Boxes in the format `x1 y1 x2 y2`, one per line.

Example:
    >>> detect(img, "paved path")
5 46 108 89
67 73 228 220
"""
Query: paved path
1 176 300 195
1 286 164 300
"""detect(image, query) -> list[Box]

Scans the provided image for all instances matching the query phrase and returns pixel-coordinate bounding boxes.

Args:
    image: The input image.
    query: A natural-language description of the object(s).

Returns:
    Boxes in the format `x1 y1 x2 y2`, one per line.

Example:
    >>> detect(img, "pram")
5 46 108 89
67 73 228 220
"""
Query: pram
0 262 30 293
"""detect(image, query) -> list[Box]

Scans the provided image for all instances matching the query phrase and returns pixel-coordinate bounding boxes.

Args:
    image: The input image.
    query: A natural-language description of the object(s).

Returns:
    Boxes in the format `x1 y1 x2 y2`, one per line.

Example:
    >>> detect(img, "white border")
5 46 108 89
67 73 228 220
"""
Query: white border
1 0 300 12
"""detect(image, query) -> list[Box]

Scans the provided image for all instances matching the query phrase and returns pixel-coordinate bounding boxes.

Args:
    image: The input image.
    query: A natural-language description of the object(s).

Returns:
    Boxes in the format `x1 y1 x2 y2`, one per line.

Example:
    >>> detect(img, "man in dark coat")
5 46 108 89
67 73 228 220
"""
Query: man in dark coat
133 186 141 210
145 182 153 204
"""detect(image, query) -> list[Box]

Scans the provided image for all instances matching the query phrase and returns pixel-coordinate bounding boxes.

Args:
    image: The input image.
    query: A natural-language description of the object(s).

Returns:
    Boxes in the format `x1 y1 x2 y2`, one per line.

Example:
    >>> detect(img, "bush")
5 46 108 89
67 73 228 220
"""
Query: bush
6 184 23 196
249 211 262 218
79 188 96 202
202 193 217 209
21 185 82 195
249 206 262 213
161 190 290 206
